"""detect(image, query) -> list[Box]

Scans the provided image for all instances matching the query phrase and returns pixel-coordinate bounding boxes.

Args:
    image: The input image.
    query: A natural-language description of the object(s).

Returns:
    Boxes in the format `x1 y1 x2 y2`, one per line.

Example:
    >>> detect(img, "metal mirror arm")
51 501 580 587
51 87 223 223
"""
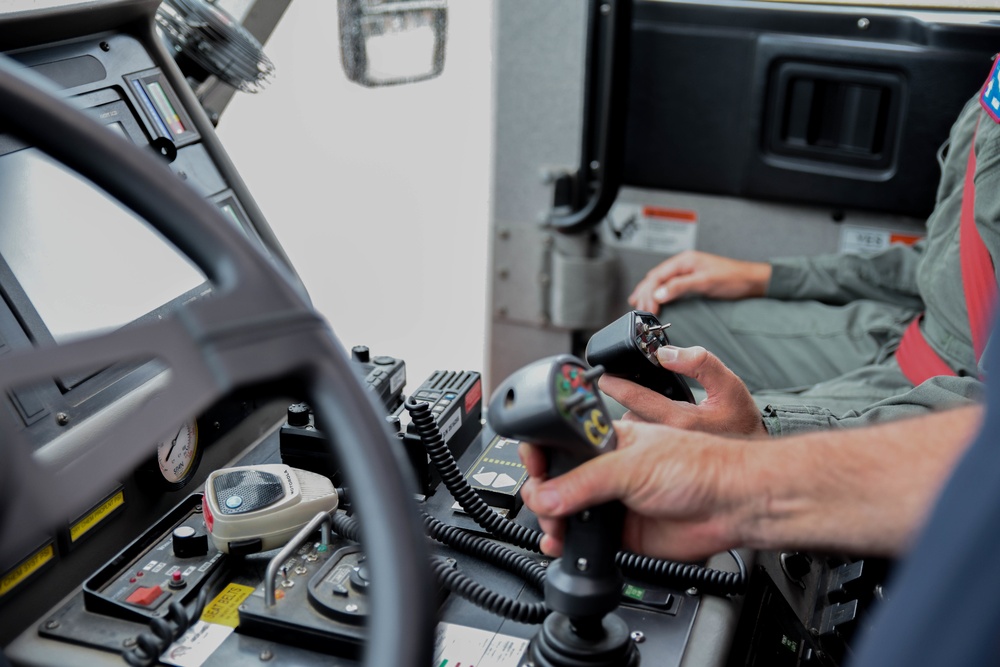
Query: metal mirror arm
547 0 632 234
0 54 435 667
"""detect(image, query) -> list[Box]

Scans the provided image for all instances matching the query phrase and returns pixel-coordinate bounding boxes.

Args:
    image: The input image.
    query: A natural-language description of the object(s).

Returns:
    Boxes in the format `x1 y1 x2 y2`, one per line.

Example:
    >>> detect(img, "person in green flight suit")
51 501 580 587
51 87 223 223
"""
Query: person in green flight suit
610 82 999 437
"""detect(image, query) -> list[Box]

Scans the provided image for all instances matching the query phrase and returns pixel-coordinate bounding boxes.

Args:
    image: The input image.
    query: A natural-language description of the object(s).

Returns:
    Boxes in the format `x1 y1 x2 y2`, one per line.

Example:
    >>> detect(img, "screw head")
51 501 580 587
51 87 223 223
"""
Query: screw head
686 587 699 596
630 631 645 643
576 558 589 571
346 603 359 613
259 649 274 661
857 17 870 29
55 412 70 426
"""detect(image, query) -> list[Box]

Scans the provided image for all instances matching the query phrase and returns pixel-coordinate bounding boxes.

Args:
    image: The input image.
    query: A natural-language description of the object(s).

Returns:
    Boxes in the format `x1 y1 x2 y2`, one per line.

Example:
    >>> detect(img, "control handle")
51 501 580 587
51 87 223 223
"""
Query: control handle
487 354 623 619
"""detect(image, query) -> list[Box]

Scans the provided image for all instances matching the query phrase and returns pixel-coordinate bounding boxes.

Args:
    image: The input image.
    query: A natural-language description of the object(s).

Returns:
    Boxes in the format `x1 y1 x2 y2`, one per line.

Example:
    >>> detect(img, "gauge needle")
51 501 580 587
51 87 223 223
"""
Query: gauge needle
165 425 184 461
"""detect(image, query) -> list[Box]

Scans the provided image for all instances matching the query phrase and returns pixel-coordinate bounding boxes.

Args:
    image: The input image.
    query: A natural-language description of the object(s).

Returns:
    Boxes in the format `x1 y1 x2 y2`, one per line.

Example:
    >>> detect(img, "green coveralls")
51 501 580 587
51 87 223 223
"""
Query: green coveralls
663 93 996 435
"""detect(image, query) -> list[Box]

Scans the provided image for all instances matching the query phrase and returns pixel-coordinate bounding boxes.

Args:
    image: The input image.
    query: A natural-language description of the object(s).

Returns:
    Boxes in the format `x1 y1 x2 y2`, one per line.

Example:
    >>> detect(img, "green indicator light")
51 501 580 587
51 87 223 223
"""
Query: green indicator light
623 584 645 600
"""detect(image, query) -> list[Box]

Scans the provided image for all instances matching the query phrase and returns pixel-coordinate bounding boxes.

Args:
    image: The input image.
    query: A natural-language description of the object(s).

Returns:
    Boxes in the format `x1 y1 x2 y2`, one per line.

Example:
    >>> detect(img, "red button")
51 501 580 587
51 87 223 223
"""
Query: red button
126 585 163 606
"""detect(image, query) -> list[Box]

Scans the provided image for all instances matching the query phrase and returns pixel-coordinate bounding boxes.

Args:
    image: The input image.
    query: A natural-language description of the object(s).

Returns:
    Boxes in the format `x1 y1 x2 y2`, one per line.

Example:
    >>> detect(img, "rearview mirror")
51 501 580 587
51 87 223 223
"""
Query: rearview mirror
338 0 447 87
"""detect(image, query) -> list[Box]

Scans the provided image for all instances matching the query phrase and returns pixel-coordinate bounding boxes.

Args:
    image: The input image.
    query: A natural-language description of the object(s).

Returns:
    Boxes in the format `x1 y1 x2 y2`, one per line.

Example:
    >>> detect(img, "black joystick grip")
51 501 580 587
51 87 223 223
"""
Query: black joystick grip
487 355 624 619
487 354 616 466
586 310 696 404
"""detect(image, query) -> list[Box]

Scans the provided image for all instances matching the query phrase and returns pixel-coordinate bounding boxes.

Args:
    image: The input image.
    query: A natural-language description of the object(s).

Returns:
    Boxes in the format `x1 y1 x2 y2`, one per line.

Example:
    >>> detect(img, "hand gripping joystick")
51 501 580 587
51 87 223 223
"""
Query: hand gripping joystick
586 310 695 404
488 355 639 667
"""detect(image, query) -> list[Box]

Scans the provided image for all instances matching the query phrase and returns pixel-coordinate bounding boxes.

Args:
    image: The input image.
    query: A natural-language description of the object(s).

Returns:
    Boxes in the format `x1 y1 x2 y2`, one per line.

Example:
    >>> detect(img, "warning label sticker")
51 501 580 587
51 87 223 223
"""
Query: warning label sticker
839 225 923 254
609 203 698 254
200 583 255 628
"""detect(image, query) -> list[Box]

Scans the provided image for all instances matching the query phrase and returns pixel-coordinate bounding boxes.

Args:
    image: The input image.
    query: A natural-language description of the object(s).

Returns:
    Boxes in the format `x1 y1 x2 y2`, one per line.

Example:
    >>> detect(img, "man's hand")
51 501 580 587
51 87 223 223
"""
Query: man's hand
519 406 982 561
628 250 772 313
518 421 750 561
600 345 768 437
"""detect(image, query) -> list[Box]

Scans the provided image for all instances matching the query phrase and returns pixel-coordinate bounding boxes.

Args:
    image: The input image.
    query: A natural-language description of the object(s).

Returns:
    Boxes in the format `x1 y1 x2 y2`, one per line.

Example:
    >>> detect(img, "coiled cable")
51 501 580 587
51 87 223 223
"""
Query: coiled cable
331 510 548 621
431 556 549 625
405 397 542 552
404 397 747 597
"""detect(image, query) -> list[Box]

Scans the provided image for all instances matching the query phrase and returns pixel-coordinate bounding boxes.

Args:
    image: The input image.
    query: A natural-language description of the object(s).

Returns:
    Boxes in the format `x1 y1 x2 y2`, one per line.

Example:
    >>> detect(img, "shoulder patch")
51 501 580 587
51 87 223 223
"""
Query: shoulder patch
980 55 1000 123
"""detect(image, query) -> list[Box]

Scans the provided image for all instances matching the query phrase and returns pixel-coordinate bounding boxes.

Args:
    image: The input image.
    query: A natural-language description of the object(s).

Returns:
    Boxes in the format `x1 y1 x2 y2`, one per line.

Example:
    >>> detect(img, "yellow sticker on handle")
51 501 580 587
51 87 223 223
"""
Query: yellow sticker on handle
199 583 255 628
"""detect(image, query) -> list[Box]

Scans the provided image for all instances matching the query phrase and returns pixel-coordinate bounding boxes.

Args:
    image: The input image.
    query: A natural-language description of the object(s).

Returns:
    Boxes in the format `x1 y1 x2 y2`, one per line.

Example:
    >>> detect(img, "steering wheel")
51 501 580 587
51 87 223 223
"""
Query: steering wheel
0 55 435 666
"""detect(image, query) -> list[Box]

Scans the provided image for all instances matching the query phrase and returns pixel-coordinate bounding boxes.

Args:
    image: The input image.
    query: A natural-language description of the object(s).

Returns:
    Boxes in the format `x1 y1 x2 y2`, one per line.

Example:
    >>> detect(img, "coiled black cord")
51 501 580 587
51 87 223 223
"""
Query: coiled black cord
405 397 542 552
404 396 747 597
121 565 227 667
431 556 549 625
615 550 745 598
422 513 546 591
331 510 548 621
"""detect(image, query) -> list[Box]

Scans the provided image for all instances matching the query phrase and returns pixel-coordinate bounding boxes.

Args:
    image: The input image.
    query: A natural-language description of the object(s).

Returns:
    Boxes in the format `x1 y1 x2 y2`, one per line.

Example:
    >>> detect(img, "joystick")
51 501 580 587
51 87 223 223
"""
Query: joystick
488 355 640 667
586 310 695 403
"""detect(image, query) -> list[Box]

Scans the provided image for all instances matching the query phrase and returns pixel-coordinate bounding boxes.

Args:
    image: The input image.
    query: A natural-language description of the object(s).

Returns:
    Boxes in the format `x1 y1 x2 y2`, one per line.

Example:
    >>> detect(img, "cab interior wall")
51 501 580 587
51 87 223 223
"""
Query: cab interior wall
488 0 1000 385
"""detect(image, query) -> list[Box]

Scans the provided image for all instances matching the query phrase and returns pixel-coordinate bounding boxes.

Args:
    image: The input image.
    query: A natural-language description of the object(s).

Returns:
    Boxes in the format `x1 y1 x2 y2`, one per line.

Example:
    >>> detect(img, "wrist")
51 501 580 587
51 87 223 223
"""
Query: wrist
746 261 772 298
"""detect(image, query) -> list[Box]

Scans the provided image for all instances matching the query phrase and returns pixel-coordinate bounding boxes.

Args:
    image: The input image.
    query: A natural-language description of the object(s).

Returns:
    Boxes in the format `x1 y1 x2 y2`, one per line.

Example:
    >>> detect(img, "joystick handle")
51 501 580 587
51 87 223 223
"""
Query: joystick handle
488 355 624 619
586 310 696 403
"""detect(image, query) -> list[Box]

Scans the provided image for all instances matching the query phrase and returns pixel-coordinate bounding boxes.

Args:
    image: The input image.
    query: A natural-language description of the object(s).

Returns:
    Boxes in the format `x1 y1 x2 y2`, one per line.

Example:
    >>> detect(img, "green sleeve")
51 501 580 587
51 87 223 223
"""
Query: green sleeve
766 241 926 309
761 374 983 435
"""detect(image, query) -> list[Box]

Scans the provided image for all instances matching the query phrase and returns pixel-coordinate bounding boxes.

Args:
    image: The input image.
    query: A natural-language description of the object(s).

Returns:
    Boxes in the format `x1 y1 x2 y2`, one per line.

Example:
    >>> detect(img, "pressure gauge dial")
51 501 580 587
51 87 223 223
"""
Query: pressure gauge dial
157 420 201 490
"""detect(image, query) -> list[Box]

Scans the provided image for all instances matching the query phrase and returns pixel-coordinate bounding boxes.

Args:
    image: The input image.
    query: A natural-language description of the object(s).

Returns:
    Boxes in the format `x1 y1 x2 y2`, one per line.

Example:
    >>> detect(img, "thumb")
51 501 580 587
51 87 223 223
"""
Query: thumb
656 345 743 395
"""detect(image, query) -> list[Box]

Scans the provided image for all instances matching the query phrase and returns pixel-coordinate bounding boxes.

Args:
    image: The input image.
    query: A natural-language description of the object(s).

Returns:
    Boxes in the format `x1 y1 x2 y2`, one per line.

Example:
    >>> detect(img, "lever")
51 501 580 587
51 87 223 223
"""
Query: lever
488 355 640 666
586 309 695 403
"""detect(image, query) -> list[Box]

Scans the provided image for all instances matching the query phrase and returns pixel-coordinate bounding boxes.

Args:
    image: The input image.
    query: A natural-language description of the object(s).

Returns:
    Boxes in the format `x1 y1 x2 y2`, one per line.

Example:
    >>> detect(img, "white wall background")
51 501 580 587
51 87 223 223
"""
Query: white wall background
216 2 494 391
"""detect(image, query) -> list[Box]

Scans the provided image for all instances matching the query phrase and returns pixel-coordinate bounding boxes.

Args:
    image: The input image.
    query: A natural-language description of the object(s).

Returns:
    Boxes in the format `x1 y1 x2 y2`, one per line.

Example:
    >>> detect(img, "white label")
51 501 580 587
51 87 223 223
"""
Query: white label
160 621 233 667
438 410 462 443
434 622 530 667
609 203 697 254
391 368 406 395
839 225 923 254
840 226 890 253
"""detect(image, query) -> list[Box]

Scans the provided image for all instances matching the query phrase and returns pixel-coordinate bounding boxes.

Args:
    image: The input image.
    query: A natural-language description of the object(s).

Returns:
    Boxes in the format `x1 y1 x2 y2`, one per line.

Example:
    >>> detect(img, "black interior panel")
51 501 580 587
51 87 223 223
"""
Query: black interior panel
625 1 1000 219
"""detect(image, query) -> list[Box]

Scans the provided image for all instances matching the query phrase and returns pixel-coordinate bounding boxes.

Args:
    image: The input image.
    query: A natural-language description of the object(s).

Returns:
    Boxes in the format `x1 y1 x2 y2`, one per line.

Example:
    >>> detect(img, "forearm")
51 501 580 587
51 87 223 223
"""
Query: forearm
767 243 925 307
736 405 982 555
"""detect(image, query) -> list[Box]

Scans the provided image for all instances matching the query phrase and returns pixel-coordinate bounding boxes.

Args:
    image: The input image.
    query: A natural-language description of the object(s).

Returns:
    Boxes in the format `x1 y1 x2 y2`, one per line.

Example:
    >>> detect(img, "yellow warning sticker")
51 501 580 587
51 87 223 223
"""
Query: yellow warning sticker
0 543 55 598
199 583 255 628
70 489 125 542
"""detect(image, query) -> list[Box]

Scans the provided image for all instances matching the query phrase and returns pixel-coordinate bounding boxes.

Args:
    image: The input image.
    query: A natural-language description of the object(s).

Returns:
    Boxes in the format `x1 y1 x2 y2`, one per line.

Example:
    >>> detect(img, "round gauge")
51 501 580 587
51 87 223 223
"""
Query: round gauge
156 420 201 490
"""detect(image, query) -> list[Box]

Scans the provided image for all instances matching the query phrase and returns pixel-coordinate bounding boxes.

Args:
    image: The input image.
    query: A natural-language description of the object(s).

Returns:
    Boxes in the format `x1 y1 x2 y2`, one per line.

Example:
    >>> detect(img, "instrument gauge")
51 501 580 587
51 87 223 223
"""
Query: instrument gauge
156 420 201 490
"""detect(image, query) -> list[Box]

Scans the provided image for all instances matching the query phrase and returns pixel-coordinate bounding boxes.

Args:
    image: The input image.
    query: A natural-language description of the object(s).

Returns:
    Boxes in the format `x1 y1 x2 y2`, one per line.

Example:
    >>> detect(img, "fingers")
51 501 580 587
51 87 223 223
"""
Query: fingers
655 346 767 436
628 251 770 309
655 345 744 398
628 252 698 311
599 375 683 425
519 448 631 519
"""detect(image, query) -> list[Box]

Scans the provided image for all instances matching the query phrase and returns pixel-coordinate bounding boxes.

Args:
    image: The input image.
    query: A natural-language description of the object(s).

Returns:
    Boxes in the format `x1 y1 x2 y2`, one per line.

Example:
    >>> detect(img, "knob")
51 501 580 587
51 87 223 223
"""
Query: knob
351 345 371 363
287 402 311 428
173 525 209 559
350 558 371 593
385 414 402 434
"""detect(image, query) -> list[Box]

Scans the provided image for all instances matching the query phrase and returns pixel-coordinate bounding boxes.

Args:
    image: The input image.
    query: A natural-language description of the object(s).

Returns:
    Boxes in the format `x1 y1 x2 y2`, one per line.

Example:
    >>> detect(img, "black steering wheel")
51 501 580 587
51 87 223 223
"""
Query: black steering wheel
0 55 435 666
